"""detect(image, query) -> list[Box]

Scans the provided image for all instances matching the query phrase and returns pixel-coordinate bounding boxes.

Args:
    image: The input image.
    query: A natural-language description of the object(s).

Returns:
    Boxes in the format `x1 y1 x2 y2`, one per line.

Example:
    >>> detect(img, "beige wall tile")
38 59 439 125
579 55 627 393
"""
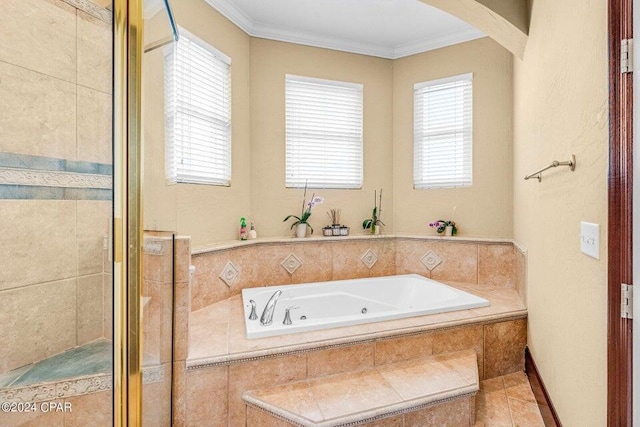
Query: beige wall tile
103 273 112 339
369 239 396 277
404 397 471 427
0 62 76 159
484 319 527 378
228 354 307 427
0 201 76 291
0 279 77 373
191 252 232 311
477 244 516 288
76 86 112 164
248 244 293 287
186 366 228 427
307 343 375 378
514 249 526 305
429 242 478 285
77 201 111 277
360 415 404 427
0 0 76 82
174 281 191 361
331 241 371 281
173 361 188 427
142 363 172 427
432 325 484 379
77 10 112 93
290 243 333 284
77 274 104 344
229 246 261 292
246 406 295 426
174 237 192 284
374 333 433 365
143 238 173 284
395 239 431 277
64 390 112 427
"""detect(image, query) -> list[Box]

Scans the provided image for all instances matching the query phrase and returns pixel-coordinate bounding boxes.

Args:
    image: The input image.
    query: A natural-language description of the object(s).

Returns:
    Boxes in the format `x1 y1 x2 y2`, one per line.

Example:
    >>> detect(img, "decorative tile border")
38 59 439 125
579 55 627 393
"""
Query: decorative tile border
0 153 112 200
61 0 113 24
0 365 164 403
0 167 111 189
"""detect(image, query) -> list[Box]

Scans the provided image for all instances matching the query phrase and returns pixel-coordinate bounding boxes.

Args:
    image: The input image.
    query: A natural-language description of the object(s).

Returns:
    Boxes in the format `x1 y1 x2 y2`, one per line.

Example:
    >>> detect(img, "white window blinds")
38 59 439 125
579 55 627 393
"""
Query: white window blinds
165 30 231 186
414 73 473 189
285 75 363 189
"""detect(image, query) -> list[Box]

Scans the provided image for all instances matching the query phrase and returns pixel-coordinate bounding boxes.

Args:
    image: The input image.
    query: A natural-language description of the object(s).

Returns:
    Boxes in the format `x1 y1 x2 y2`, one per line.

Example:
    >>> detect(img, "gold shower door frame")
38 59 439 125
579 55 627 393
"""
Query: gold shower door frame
113 0 144 425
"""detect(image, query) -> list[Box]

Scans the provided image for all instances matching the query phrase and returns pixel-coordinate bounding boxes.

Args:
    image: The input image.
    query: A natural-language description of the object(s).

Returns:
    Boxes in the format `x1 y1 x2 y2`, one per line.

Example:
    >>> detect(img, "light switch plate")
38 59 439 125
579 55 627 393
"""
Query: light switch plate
580 222 600 259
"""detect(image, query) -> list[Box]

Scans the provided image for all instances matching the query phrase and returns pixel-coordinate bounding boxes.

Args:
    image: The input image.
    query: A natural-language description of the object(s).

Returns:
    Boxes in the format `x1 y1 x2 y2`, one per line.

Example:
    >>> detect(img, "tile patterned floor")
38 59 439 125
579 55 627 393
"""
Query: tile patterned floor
475 371 545 427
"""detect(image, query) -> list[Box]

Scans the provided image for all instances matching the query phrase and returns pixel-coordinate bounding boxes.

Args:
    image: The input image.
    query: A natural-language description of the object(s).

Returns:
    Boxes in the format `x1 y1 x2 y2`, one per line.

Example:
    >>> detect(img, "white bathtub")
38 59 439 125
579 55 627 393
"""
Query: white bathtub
241 274 489 339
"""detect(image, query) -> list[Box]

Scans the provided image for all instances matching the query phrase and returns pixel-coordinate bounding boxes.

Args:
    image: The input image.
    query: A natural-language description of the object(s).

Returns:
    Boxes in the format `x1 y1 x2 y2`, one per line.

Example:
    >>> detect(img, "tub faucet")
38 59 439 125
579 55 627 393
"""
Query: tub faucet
260 290 283 326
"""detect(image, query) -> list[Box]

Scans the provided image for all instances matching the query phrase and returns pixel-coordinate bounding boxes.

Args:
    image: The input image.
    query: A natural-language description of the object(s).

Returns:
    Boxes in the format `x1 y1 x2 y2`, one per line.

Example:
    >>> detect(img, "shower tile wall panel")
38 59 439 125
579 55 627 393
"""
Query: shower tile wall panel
0 0 113 378
191 239 518 311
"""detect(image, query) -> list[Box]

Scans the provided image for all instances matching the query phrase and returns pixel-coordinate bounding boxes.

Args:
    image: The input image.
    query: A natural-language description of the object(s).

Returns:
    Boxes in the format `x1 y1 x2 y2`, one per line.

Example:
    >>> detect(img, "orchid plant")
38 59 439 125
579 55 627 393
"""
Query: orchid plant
284 183 324 234
429 220 458 235
362 189 385 234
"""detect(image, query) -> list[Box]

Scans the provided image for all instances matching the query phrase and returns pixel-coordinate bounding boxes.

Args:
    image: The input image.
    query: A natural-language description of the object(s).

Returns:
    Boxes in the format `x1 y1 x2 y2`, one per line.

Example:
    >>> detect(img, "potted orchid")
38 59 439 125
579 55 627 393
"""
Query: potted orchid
284 183 324 238
362 189 385 235
429 220 457 236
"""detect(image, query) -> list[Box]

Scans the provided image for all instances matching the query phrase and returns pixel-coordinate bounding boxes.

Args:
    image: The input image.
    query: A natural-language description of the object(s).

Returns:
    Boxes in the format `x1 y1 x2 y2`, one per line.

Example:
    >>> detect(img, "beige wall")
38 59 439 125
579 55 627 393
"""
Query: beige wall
393 38 514 238
143 0 252 246
512 0 608 424
250 39 394 238
143 6 514 245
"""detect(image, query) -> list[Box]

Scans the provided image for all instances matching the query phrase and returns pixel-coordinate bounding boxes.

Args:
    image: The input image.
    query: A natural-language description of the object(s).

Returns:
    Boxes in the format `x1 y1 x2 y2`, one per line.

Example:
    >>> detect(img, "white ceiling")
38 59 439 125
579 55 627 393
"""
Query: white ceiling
147 0 485 59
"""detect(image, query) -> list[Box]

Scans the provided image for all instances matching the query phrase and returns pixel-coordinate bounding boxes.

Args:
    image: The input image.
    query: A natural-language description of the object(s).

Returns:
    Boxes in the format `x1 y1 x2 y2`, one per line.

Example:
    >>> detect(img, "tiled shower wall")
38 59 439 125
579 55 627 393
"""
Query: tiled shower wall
0 0 112 374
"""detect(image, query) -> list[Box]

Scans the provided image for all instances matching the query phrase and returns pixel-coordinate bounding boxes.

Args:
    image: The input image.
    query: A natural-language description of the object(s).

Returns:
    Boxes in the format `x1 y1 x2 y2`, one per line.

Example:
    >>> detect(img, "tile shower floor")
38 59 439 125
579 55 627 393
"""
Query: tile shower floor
475 371 545 426
0 339 112 388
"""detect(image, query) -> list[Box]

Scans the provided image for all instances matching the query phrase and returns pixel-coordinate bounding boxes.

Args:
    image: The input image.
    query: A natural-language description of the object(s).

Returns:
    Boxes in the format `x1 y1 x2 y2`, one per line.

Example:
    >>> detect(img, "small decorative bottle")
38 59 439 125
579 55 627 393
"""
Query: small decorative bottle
249 222 257 240
239 217 248 240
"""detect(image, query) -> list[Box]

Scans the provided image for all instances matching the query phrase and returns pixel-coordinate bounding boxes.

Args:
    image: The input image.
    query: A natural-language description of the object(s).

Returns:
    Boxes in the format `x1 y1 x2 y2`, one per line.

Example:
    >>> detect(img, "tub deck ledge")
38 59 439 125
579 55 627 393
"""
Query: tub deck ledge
187 282 526 370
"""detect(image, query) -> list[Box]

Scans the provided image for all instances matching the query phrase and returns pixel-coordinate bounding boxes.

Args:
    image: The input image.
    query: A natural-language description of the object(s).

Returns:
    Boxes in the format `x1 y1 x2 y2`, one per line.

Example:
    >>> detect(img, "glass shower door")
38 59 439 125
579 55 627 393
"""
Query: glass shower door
0 0 114 425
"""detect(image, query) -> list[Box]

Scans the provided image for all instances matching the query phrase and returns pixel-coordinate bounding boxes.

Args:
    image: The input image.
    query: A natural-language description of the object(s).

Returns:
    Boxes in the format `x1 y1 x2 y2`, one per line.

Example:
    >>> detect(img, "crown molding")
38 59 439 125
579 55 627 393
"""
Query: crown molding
251 22 395 59
393 28 486 58
204 0 254 33
203 0 486 59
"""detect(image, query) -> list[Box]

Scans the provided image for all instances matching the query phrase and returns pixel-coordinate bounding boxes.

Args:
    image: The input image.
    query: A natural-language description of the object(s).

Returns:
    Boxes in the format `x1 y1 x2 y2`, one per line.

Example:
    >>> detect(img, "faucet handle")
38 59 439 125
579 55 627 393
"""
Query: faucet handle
248 300 258 320
283 306 300 325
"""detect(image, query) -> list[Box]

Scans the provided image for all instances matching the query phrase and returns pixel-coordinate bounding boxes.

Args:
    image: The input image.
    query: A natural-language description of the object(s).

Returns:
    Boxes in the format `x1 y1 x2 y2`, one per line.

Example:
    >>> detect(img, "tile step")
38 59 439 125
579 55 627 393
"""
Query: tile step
242 349 479 427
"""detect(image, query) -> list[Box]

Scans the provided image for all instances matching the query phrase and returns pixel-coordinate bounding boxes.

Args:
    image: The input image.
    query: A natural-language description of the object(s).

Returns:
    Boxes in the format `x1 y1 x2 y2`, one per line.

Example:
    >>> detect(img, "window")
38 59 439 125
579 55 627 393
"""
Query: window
414 73 473 189
285 75 363 189
165 30 231 185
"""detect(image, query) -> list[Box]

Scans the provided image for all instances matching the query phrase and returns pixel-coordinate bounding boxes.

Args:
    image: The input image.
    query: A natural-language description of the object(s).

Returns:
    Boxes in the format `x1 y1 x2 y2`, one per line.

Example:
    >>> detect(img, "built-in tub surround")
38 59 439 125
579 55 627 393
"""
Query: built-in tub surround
185 283 526 426
180 235 527 425
242 275 489 338
191 235 527 312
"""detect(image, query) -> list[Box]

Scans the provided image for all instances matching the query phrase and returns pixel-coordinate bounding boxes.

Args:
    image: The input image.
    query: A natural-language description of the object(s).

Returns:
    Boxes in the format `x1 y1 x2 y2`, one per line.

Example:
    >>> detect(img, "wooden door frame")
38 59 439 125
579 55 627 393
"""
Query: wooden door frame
608 0 633 426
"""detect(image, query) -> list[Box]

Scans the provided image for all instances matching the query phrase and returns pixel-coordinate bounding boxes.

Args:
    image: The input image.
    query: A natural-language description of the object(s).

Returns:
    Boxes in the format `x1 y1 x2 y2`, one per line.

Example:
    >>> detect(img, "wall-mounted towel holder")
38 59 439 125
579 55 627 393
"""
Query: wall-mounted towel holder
524 155 576 182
